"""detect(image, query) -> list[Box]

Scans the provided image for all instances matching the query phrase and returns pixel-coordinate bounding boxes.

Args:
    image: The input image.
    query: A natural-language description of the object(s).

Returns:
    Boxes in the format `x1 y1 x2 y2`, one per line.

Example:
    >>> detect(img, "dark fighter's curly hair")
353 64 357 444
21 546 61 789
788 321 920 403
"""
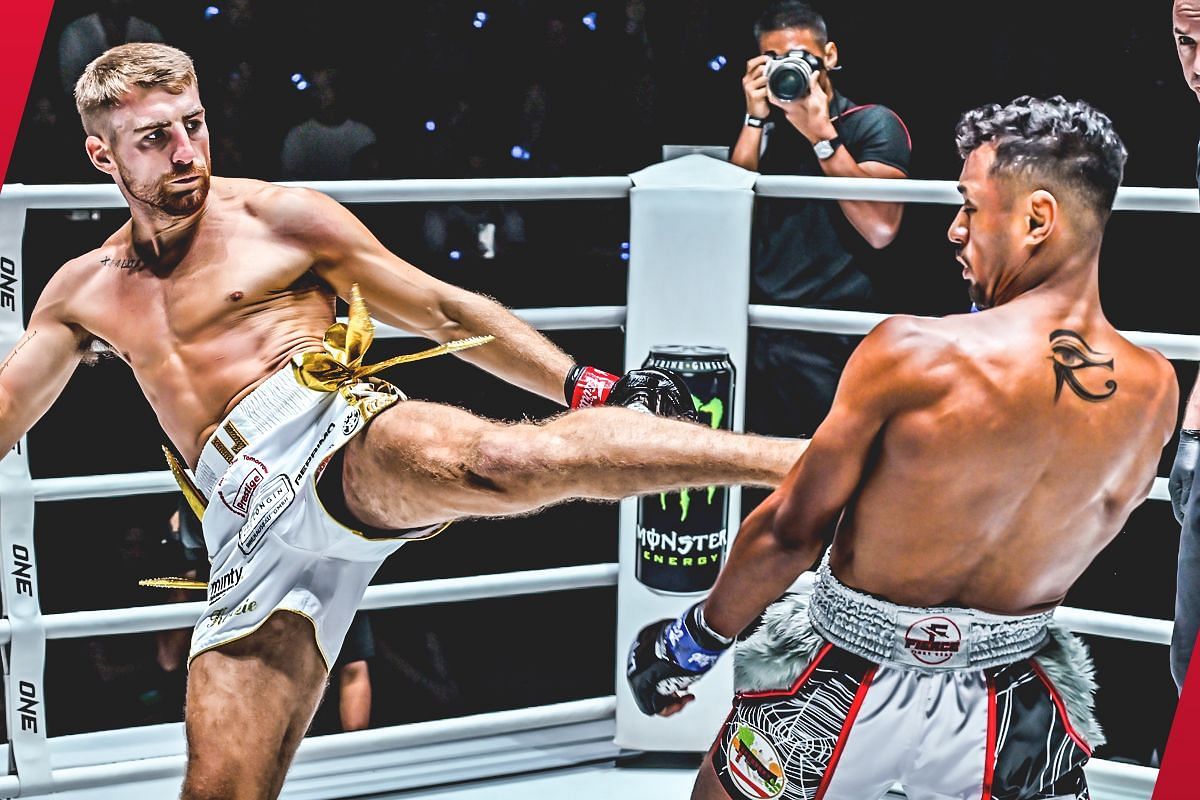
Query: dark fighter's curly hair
955 95 1127 223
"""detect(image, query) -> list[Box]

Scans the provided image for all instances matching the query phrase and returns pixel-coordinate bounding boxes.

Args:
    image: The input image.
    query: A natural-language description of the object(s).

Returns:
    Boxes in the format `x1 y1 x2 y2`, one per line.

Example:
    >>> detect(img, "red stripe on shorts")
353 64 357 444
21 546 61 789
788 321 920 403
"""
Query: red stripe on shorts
813 665 877 800
981 672 997 800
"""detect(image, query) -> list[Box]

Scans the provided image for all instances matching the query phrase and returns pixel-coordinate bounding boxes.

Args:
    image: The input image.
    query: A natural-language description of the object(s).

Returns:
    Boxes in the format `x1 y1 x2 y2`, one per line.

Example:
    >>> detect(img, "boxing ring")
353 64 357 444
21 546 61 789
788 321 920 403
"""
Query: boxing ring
0 158 1193 799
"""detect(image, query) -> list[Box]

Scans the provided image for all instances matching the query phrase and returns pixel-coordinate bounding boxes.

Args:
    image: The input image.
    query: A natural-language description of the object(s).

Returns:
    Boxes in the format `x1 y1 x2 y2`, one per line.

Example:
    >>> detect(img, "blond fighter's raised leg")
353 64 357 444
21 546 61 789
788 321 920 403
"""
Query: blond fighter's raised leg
340 402 807 531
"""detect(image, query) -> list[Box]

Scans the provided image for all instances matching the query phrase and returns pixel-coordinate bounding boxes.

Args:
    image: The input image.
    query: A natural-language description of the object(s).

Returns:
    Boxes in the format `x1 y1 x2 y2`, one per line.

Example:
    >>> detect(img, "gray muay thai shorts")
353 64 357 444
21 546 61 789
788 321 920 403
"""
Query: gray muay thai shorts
710 554 1102 800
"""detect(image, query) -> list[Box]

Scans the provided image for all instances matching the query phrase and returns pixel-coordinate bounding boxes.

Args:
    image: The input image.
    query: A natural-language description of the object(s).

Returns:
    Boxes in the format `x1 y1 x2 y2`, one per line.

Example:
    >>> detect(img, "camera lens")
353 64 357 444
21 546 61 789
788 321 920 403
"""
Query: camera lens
768 65 809 102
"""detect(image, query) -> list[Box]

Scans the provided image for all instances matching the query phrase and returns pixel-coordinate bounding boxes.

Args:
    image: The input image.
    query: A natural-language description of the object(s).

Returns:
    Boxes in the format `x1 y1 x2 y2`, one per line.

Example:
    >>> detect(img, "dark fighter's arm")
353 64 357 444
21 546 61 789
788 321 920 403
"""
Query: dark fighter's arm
270 187 575 405
702 315 939 639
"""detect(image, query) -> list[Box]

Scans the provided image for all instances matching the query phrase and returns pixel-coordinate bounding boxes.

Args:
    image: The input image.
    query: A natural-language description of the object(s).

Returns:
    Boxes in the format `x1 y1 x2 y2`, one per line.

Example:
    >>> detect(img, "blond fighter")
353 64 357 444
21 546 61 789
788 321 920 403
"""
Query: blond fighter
0 43 807 800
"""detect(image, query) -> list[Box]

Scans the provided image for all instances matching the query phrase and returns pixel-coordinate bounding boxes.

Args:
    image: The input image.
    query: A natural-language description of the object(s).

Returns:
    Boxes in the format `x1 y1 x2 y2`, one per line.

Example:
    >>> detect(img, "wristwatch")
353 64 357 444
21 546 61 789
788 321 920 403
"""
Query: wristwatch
744 113 768 129
813 136 843 160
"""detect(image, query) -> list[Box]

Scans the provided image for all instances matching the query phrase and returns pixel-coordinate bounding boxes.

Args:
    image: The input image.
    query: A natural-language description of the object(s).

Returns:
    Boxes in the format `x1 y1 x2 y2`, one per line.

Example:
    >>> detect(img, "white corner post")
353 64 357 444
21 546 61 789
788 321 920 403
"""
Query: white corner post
615 154 757 750
0 194 51 796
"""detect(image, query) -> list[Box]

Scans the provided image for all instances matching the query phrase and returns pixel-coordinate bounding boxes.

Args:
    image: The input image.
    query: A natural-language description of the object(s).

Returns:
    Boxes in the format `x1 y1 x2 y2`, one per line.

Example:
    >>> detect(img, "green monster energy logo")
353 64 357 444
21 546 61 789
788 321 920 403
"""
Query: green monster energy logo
661 394 724 521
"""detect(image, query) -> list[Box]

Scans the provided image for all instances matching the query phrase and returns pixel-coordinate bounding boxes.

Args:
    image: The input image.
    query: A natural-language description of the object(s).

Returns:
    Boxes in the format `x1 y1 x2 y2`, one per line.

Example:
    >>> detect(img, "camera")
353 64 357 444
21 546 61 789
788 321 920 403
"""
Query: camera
763 49 823 102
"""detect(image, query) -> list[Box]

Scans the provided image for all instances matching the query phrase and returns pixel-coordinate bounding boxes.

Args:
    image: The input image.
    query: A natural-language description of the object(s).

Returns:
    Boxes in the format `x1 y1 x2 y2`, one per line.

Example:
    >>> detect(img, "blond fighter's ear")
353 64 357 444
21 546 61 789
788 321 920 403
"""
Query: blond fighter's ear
85 135 117 176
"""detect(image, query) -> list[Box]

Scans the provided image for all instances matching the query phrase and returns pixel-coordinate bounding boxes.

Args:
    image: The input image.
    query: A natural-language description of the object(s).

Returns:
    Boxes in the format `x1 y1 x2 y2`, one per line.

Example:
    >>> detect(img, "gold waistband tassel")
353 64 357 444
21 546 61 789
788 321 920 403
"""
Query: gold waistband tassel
164 445 208 522
292 283 495 392
139 577 207 590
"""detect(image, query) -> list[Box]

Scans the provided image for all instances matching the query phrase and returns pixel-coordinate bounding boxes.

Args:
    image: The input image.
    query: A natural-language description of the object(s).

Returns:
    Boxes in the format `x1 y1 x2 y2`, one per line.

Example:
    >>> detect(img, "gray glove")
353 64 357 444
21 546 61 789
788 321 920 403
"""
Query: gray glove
1170 430 1200 525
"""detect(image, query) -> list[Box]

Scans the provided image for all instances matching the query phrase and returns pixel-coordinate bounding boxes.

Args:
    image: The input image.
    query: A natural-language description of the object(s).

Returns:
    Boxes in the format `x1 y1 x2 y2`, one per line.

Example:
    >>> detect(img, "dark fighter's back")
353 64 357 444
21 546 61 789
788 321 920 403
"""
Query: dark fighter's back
828 299 1177 615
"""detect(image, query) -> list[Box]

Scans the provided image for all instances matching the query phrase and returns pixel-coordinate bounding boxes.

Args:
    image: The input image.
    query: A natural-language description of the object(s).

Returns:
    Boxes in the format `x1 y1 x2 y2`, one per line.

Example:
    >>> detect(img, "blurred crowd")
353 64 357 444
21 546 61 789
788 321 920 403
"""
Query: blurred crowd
11 0 685 185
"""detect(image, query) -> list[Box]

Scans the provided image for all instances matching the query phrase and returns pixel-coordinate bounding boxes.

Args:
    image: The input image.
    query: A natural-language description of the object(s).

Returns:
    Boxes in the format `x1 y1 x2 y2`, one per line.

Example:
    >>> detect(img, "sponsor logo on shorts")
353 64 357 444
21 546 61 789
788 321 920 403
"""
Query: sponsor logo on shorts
726 724 785 798
206 599 258 629
357 391 400 419
903 615 962 665
207 565 244 604
295 422 336 487
314 451 337 484
342 408 361 436
238 474 295 557
217 455 269 517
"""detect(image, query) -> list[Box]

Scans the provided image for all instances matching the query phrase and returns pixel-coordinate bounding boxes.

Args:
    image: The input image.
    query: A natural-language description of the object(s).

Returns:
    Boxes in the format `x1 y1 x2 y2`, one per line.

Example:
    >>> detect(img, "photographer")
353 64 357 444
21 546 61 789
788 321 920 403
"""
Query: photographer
733 2 911 440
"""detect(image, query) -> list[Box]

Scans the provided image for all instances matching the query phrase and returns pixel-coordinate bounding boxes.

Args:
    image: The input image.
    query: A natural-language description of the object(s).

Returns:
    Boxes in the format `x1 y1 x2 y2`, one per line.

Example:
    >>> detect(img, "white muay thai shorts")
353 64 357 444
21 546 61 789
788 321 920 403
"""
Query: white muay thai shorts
710 554 1102 800
170 365 445 669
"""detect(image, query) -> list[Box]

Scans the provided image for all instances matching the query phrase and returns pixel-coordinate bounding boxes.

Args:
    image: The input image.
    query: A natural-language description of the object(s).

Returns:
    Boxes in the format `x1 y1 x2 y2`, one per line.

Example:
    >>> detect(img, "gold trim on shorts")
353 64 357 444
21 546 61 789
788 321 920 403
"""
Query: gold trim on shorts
309 436 455 544
187 607 333 672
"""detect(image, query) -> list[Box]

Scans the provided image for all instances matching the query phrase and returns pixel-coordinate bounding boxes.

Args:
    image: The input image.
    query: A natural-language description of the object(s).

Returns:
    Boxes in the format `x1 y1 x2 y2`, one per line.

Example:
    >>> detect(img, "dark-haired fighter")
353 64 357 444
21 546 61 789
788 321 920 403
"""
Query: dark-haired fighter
0 43 808 800
628 96 1177 800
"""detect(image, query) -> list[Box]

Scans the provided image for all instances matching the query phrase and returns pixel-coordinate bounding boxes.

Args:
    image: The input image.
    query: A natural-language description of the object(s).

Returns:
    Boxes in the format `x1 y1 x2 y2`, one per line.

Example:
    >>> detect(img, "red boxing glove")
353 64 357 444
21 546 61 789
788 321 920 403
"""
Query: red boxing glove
564 365 619 408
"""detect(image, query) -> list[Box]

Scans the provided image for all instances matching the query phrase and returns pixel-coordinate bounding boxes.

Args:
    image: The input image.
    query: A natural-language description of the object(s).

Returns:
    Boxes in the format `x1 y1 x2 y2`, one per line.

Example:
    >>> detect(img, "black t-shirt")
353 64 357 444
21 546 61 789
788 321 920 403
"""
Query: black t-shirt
336 611 376 667
752 91 911 307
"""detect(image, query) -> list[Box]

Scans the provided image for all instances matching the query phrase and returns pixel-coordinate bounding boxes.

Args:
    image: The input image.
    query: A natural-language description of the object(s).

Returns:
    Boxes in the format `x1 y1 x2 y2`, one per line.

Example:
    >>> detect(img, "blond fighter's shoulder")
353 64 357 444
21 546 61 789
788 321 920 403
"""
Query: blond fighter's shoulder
28 242 123 327
50 226 135 291
234 179 339 226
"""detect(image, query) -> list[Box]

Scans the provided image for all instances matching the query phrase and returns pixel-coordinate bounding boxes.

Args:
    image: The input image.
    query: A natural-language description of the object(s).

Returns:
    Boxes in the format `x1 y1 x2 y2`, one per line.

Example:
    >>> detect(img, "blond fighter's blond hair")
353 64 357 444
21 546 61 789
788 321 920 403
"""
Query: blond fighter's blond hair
74 43 197 135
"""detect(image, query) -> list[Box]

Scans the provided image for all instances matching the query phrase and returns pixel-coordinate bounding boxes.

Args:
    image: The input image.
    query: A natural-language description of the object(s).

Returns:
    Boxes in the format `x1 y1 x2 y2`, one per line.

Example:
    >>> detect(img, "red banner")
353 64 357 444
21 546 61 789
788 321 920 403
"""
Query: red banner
0 1 55 191
1154 646 1200 798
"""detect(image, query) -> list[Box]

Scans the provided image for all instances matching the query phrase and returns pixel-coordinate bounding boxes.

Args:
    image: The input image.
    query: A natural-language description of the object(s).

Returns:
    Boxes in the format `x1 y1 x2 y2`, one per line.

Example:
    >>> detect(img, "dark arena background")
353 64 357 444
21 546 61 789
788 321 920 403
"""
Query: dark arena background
6 0 1200 773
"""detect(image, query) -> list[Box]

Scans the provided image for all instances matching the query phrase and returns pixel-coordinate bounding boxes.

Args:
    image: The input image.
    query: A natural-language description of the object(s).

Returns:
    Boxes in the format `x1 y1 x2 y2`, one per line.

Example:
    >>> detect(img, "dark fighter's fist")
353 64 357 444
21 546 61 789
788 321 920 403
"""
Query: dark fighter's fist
627 602 731 716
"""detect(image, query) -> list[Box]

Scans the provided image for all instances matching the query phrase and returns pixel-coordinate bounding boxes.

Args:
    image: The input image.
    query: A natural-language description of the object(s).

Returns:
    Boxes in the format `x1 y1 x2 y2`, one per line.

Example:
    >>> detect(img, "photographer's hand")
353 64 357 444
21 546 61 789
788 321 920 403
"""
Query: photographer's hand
743 56 770 119
775 76 906 250
732 56 771 170
775 76 837 144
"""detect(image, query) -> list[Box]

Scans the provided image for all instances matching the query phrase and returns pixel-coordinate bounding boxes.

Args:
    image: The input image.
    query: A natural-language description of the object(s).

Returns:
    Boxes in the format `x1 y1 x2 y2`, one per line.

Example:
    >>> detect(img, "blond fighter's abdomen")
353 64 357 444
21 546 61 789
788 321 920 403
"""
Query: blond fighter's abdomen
112 289 333 466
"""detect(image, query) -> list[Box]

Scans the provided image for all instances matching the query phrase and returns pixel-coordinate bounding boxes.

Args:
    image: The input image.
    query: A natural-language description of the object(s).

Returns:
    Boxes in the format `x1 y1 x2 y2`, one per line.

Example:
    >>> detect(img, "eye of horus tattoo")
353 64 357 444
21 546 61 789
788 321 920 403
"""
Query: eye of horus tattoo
1048 329 1117 403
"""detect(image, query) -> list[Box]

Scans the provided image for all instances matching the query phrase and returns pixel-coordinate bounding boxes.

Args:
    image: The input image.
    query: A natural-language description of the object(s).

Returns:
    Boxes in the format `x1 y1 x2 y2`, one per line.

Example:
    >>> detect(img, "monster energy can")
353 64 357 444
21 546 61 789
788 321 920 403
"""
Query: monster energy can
636 346 736 595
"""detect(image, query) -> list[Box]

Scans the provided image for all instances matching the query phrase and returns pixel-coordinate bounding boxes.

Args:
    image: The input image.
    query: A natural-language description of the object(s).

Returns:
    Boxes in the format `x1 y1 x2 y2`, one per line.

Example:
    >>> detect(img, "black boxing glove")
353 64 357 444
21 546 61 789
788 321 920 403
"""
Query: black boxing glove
627 602 732 716
605 368 698 421
1170 429 1200 525
564 365 620 408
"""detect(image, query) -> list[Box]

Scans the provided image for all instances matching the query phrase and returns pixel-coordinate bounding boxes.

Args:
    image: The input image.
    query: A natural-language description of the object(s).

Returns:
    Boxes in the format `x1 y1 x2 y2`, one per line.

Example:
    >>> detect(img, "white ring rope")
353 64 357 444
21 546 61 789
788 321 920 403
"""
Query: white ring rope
12 564 619 643
0 176 633 209
754 175 1200 214
369 304 626 338
5 175 1199 213
749 305 1200 361
32 470 176 502
1 696 618 797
